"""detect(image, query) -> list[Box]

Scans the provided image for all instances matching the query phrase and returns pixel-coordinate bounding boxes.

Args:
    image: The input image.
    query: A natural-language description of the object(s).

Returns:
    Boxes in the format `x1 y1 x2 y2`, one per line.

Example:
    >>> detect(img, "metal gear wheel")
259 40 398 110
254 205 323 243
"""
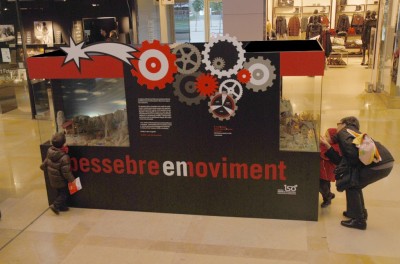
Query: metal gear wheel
212 57 225 70
131 40 177 90
172 43 201 74
208 92 238 121
173 73 206 105
202 34 246 78
243 56 276 92
219 79 243 101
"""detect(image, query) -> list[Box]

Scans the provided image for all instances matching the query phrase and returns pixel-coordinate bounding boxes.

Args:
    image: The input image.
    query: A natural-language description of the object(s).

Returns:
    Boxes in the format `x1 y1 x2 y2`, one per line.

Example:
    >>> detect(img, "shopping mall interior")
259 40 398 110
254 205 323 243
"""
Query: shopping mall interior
0 0 400 263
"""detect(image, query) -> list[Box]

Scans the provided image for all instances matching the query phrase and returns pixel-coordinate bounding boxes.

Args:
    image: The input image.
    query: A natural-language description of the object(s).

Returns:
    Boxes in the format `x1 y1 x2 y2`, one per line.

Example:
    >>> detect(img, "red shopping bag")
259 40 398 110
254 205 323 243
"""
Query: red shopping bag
68 177 82 195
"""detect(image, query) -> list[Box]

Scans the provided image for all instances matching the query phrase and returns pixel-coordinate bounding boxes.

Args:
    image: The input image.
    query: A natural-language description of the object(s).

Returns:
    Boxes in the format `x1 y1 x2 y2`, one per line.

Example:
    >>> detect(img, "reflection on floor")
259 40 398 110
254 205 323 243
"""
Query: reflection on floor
0 57 399 263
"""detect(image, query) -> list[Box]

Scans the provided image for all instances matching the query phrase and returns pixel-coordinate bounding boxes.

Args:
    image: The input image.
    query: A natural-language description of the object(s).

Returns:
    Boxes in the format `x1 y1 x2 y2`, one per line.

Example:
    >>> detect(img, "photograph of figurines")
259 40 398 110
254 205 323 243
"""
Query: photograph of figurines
0 25 15 43
33 21 54 45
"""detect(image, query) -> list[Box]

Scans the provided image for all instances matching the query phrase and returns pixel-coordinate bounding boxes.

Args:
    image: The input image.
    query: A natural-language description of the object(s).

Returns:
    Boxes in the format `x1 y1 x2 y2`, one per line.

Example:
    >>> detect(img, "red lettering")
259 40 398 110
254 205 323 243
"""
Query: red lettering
125 155 137 175
79 158 90 173
91 158 101 173
278 161 287 180
230 163 248 179
102 158 112 173
139 160 146 175
187 161 194 177
196 162 207 178
265 164 277 180
250 164 262 180
148 160 159 176
208 162 220 178
113 159 124 174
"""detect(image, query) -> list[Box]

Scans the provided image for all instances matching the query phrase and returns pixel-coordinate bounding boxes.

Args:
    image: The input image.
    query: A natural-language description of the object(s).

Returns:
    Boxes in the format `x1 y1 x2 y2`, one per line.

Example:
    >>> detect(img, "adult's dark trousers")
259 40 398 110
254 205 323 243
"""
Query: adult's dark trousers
345 163 393 219
319 179 332 200
53 187 69 210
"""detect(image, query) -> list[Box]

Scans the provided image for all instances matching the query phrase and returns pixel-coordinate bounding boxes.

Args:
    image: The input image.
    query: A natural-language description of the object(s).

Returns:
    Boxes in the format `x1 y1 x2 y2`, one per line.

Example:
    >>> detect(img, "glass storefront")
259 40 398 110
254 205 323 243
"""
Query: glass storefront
2 0 399 118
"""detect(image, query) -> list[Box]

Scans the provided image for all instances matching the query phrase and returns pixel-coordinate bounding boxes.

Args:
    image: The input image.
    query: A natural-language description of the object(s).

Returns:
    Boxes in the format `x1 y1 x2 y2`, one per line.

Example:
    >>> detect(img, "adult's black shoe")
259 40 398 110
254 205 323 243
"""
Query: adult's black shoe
343 209 368 220
341 219 367 230
49 204 60 215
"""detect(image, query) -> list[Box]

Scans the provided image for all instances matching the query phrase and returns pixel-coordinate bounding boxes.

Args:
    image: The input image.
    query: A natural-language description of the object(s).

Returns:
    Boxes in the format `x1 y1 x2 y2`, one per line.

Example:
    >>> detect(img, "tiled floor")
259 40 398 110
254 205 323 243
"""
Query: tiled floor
0 58 399 263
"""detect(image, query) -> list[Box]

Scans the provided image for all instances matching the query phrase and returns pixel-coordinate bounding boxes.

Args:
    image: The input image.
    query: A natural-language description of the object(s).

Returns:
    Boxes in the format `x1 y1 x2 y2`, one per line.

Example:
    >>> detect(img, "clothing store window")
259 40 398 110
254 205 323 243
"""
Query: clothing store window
0 1 28 116
388 0 400 96
375 0 399 95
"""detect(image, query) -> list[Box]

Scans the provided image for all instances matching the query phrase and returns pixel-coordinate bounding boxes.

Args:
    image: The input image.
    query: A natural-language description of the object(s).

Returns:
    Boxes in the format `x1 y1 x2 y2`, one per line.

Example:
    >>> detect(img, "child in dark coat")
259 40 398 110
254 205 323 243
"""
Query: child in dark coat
40 132 75 215
319 128 341 208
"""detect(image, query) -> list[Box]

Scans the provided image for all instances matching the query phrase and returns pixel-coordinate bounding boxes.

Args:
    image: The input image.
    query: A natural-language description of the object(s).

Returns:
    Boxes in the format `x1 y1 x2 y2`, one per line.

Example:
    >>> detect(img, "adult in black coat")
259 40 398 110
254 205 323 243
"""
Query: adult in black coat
334 116 394 230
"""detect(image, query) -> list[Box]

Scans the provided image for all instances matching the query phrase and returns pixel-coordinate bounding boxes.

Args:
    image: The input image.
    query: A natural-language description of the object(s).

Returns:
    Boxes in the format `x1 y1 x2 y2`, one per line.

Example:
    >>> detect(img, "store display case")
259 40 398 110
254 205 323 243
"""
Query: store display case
28 39 325 221
280 76 322 152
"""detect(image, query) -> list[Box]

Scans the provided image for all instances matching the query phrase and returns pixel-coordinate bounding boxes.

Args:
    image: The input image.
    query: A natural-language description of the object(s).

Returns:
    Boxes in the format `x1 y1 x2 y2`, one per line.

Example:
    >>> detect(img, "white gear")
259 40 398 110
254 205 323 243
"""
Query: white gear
243 56 276 92
219 79 243 101
202 34 246 78
138 49 169 81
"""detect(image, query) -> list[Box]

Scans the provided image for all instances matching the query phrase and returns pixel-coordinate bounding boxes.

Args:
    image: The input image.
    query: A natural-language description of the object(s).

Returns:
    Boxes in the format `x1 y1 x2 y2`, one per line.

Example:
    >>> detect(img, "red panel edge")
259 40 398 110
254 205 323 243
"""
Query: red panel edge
280 51 325 76
27 55 125 79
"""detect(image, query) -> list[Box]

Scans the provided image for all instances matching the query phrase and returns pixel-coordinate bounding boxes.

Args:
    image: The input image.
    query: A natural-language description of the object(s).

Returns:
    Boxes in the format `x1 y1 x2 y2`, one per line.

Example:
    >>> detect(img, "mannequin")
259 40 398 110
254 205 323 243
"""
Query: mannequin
306 15 322 39
361 11 377 65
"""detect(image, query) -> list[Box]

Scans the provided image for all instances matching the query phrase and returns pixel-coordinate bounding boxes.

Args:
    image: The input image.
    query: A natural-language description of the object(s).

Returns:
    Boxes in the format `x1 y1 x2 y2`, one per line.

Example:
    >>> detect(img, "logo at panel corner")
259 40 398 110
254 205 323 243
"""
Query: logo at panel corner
277 184 298 195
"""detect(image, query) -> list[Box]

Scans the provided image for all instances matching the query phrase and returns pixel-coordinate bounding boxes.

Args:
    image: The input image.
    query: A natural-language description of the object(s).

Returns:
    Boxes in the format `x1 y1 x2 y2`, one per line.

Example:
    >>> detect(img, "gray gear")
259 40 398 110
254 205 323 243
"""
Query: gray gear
219 79 243 101
173 73 206 105
243 56 276 92
208 92 238 121
212 57 225 70
202 34 246 78
172 43 201 74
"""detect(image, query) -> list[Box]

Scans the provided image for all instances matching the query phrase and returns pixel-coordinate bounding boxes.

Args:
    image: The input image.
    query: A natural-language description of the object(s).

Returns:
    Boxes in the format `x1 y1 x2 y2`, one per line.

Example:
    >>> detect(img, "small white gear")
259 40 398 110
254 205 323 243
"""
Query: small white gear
243 56 276 92
208 92 238 121
173 73 206 105
219 79 243 101
202 34 246 78
212 57 225 70
172 43 202 74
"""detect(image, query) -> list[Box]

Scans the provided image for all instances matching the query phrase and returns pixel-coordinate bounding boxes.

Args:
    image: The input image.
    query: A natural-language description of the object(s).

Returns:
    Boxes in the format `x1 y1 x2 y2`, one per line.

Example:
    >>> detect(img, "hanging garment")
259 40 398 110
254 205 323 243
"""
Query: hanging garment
276 16 288 36
321 15 329 28
301 17 309 32
319 30 332 57
351 14 364 34
288 16 300 36
336 14 350 32
306 22 323 39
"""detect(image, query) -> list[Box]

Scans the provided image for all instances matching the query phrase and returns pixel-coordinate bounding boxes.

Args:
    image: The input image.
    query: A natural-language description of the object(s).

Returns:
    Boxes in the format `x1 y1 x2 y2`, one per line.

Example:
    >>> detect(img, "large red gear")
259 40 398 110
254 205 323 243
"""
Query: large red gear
195 73 219 97
131 40 177 90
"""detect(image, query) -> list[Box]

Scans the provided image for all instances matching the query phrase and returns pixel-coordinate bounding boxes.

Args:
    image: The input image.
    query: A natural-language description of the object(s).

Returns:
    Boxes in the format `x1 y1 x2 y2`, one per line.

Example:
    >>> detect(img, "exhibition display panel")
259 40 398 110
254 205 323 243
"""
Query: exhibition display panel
28 38 325 221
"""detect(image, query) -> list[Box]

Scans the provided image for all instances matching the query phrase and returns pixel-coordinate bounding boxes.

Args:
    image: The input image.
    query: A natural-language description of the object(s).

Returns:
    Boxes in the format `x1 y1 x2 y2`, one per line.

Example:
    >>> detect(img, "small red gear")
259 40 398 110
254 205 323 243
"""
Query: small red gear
195 73 219 97
237 69 251 83
131 40 177 90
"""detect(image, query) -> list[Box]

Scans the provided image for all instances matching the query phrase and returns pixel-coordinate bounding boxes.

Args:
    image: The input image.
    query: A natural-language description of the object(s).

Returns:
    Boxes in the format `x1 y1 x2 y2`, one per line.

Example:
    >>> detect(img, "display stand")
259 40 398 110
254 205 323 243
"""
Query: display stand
328 50 349 67
27 38 325 221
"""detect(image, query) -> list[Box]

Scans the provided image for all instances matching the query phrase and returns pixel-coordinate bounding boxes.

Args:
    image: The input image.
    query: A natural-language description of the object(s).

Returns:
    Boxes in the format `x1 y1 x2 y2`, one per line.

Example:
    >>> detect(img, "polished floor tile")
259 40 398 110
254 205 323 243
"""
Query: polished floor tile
0 57 399 263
